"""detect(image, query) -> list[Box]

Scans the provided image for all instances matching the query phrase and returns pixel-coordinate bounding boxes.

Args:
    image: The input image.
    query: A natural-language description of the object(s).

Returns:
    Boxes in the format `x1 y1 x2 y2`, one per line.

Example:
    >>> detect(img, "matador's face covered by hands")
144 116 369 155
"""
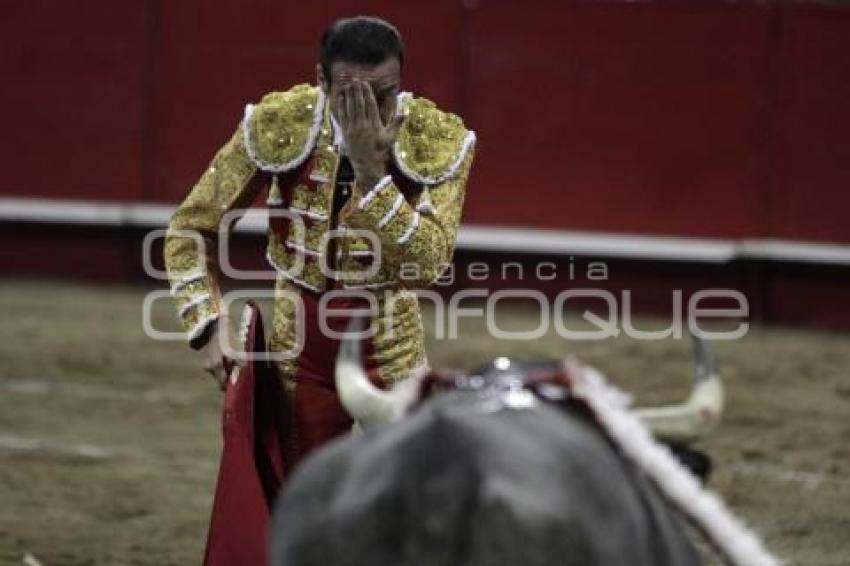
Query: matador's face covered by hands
319 58 401 129
317 58 404 190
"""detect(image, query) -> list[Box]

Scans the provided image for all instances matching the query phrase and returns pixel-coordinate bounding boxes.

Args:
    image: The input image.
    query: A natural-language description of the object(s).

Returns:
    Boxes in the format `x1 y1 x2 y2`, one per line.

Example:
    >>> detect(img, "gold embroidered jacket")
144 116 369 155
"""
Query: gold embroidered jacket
164 83 476 347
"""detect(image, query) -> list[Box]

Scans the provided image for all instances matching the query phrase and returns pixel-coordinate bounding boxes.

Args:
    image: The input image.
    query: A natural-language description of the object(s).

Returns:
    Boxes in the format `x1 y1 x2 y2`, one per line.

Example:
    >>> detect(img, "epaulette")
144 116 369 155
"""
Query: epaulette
392 92 476 185
241 85 475 184
241 84 324 172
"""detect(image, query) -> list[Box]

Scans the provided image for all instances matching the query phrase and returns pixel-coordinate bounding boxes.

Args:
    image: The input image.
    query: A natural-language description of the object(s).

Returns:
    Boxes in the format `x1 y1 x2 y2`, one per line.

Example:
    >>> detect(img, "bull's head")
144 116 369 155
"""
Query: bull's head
335 318 724 445
327 320 785 566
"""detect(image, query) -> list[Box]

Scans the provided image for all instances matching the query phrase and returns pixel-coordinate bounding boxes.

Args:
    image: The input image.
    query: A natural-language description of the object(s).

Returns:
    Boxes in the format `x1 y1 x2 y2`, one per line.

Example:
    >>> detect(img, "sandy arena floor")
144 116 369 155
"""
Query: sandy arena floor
0 281 847 565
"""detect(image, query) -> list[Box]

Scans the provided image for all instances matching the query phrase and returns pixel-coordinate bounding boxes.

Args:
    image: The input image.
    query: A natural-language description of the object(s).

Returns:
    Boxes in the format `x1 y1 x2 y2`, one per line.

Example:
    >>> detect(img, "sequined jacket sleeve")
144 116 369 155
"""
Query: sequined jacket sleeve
163 123 265 347
342 144 475 289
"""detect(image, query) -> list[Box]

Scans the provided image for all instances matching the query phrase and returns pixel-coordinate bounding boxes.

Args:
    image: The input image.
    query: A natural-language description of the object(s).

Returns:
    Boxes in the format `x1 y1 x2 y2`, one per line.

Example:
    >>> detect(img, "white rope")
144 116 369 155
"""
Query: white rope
570 364 782 566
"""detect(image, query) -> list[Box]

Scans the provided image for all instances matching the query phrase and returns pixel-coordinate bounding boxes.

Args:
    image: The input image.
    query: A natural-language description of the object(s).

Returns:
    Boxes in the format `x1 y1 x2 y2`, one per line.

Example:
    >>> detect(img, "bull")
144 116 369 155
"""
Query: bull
270 322 780 566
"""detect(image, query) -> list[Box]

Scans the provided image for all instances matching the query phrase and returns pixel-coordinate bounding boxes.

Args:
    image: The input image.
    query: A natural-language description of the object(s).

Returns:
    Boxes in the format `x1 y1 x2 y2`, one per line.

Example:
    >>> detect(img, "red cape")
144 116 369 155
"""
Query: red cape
203 302 286 566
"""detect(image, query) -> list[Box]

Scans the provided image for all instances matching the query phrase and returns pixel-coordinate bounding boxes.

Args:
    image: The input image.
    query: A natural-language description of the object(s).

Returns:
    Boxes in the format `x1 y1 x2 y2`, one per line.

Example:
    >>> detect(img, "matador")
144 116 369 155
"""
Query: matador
163 16 476 497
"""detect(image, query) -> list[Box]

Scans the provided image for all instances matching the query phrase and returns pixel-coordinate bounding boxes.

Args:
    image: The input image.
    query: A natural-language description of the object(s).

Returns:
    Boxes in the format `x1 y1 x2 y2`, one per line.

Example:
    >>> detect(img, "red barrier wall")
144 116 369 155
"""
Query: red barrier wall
767 7 850 242
1 1 149 202
464 2 770 238
2 1 850 243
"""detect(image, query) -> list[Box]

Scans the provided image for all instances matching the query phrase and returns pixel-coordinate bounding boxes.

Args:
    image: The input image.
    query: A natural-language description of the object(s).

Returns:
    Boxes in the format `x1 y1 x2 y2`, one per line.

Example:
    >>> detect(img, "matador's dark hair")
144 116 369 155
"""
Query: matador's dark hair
320 16 405 81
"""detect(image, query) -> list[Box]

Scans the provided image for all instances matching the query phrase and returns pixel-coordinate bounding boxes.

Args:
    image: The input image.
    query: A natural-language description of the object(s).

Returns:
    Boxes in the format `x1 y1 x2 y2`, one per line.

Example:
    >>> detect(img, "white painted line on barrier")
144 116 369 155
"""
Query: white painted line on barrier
457 225 738 263
737 238 850 266
2 197 850 265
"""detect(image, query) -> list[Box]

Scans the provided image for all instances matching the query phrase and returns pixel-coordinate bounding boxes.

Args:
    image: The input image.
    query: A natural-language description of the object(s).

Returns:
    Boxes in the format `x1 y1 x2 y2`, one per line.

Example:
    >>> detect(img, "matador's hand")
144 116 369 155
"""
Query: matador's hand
197 316 245 391
334 78 405 191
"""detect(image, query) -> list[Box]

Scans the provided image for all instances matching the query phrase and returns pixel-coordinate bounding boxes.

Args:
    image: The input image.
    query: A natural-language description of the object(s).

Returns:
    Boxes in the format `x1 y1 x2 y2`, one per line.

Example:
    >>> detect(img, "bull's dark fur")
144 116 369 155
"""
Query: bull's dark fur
270 387 701 566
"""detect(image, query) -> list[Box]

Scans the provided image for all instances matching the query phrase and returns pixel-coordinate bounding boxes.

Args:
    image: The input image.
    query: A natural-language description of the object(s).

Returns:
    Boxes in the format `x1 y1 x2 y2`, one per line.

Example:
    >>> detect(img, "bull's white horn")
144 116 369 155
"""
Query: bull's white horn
634 335 724 444
334 317 422 426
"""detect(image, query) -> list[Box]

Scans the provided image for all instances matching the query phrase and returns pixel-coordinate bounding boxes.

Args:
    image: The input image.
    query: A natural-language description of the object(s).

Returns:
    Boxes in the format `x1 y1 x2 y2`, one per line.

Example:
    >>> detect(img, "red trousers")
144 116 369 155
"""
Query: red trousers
203 289 383 566
282 286 382 466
